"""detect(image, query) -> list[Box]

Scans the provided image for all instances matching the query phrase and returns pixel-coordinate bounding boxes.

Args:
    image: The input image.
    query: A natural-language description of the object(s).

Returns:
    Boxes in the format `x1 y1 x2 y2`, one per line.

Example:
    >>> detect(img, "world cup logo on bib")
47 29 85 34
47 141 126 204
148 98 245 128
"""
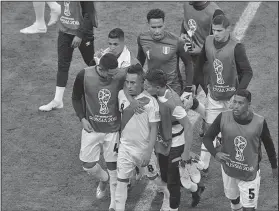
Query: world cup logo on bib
187 19 197 37
98 89 111 115
234 136 247 162
64 1 71 17
213 59 225 85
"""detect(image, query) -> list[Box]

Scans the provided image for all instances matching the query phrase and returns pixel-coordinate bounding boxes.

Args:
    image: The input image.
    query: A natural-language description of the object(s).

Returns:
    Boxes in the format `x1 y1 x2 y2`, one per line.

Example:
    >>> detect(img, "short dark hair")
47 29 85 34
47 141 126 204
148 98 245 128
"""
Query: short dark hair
212 14 230 29
127 64 144 81
108 28 124 41
147 9 165 22
145 69 167 87
99 53 118 70
235 89 251 103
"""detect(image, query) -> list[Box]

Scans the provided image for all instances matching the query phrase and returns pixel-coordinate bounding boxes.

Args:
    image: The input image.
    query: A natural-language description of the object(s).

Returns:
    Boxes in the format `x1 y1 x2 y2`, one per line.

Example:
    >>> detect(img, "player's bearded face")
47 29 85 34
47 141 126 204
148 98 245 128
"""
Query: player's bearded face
108 38 124 56
149 18 165 40
212 24 229 42
232 95 249 118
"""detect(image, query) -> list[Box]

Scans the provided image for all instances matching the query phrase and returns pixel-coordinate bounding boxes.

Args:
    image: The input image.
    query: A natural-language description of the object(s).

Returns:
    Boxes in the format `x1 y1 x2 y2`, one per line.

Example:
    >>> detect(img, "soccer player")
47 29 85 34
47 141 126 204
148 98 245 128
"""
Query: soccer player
20 1 61 34
144 69 205 210
202 89 278 211
137 8 193 97
194 14 253 176
180 1 224 137
93 28 139 69
181 1 224 95
115 64 160 211
39 1 98 111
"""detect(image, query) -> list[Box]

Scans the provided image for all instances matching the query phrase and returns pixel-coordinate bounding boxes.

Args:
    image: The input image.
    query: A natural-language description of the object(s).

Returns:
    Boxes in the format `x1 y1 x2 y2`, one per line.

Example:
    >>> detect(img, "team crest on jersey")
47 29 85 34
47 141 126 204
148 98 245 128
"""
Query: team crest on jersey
64 1 71 16
98 89 111 114
162 46 170 55
234 136 247 162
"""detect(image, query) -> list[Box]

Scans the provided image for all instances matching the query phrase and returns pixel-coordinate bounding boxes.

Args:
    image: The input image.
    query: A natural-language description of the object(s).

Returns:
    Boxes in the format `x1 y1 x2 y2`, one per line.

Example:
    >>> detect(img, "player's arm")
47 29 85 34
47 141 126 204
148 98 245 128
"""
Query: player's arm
177 38 193 91
193 44 207 91
234 43 253 89
261 119 278 177
77 2 96 39
202 113 222 157
137 36 146 66
72 69 86 121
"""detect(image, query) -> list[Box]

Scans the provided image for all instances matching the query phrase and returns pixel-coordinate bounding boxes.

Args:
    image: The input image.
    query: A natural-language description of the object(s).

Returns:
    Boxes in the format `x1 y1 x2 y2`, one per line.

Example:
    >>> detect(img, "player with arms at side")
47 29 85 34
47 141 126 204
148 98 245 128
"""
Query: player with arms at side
193 15 253 176
40 1 98 111
203 89 278 211
144 69 205 210
115 64 160 211
72 54 135 211
137 8 193 99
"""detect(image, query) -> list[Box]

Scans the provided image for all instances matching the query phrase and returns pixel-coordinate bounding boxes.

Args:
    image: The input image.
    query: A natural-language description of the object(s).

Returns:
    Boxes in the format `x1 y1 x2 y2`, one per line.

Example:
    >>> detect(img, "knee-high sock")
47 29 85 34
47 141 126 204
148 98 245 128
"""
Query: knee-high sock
33 2 46 26
108 170 117 210
54 86 65 102
83 163 108 181
115 180 128 211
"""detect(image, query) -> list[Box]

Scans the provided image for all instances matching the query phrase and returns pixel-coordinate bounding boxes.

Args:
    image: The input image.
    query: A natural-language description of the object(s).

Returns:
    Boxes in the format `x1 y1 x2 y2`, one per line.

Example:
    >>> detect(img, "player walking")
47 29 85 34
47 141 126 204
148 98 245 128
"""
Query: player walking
203 89 278 211
40 1 98 111
115 64 160 211
144 69 205 210
72 53 125 211
194 14 253 176
137 9 193 98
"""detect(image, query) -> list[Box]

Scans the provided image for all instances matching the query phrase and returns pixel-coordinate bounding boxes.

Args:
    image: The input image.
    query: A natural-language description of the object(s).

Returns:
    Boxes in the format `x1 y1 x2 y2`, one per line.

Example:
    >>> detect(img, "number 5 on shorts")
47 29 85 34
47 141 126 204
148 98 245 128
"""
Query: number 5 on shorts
249 188 255 199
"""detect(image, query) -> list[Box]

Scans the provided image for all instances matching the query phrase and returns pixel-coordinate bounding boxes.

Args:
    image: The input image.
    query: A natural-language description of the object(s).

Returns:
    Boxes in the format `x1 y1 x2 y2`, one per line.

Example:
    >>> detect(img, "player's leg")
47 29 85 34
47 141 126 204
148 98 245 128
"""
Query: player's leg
103 132 120 211
145 151 160 180
20 2 47 34
46 2 61 26
79 37 95 67
238 170 261 211
157 152 171 211
221 166 242 211
39 32 75 111
79 129 109 199
114 145 136 211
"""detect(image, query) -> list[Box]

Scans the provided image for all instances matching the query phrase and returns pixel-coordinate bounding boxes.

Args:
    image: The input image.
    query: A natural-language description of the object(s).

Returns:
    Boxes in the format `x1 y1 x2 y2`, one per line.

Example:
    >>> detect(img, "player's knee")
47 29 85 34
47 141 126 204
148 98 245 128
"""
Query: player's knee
230 196 240 205
106 161 117 171
82 162 98 175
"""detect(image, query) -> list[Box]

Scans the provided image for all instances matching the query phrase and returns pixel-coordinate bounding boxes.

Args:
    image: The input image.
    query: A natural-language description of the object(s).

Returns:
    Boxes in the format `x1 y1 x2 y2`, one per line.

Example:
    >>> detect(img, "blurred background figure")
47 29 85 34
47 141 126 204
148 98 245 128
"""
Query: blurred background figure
20 2 61 34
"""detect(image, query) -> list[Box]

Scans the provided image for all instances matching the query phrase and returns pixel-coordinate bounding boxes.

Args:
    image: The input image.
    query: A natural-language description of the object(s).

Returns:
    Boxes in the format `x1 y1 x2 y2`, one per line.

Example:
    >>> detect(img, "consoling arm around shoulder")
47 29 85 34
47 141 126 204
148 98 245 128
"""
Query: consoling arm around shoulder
203 113 222 157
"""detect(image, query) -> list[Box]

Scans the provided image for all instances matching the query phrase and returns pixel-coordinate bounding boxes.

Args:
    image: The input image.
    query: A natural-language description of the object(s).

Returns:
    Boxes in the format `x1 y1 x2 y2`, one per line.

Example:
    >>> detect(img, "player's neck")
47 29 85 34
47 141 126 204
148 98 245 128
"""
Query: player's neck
193 2 209 10
234 110 252 121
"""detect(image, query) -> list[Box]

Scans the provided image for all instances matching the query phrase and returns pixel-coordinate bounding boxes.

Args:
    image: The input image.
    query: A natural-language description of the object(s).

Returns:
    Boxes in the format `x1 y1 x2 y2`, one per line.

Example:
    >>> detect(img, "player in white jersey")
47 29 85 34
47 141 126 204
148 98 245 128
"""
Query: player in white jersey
115 64 160 211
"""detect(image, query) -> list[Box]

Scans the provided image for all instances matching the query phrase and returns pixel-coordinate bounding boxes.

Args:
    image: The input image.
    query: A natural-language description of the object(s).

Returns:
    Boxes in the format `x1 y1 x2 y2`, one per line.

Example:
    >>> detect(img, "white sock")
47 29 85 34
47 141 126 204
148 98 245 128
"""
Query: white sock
46 1 60 11
83 163 109 181
108 170 117 210
54 86 65 102
189 182 198 192
200 143 211 169
33 2 46 26
115 180 128 211
230 202 243 211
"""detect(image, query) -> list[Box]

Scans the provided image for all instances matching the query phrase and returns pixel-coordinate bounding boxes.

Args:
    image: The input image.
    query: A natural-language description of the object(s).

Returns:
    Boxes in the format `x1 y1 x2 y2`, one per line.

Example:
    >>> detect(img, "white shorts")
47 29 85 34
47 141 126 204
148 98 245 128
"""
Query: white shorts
205 92 231 124
221 166 261 208
79 129 119 163
117 144 159 179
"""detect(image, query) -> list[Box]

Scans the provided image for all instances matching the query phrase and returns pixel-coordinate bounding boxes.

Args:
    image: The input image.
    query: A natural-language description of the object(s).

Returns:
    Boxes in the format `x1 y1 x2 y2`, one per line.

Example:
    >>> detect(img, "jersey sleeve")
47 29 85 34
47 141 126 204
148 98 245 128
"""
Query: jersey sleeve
148 98 161 123
172 106 187 120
